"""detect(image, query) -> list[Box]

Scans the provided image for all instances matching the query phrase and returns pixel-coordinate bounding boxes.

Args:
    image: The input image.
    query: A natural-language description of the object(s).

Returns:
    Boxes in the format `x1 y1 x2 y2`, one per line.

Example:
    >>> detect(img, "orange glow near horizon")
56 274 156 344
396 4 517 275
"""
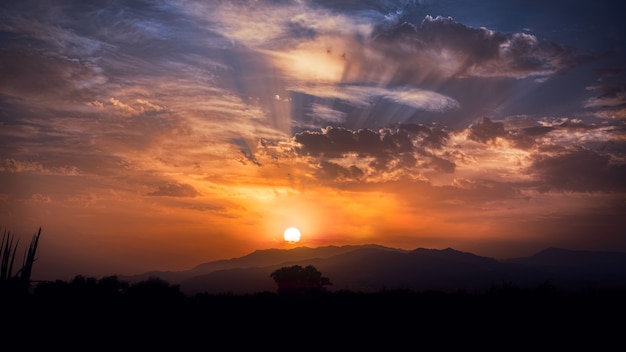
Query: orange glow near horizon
4 128 625 281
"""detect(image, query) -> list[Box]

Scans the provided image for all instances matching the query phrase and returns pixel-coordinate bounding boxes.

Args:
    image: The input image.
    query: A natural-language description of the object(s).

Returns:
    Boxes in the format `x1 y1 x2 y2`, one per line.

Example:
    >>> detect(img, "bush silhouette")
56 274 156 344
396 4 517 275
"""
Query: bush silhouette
270 265 332 294
125 276 185 303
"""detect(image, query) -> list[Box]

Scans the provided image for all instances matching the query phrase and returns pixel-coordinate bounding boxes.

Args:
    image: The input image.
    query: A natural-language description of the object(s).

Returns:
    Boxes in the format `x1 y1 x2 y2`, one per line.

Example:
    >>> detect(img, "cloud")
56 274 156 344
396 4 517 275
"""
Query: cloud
363 15 594 84
464 116 623 153
467 117 507 143
306 103 347 124
508 125 555 149
2 159 45 173
31 193 52 203
169 0 602 134
379 86 460 111
289 123 455 182
578 67 626 120
584 79 626 107
398 123 450 149
232 138 262 166
290 123 450 158
527 149 626 193
191 0 375 49
292 84 459 112
107 97 165 116
315 161 364 182
428 155 456 173
147 182 199 197
295 126 392 158
435 116 626 195
583 82 626 121
2 159 81 176
0 49 105 103
0 14 108 57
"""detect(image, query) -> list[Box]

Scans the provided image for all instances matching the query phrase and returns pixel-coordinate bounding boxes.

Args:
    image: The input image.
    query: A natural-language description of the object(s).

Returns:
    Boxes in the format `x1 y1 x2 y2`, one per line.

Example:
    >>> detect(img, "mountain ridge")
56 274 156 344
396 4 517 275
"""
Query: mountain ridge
117 245 626 295
118 243 407 284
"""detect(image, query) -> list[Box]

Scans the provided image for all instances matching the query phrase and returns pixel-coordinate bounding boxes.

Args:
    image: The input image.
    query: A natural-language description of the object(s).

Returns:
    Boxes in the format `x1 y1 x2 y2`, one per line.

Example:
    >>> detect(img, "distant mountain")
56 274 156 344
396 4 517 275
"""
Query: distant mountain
502 247 626 290
118 244 402 285
505 247 626 268
119 245 626 296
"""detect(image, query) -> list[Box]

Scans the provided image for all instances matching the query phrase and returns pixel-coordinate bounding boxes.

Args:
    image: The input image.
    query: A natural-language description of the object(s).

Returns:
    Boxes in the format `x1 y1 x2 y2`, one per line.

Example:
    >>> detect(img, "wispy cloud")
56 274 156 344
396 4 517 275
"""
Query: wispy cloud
147 182 199 197
293 84 459 111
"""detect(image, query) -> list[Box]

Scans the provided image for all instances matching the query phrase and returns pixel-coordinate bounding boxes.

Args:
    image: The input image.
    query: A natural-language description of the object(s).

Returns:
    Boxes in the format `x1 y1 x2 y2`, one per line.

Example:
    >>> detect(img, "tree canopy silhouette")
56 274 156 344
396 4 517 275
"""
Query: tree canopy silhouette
270 265 332 294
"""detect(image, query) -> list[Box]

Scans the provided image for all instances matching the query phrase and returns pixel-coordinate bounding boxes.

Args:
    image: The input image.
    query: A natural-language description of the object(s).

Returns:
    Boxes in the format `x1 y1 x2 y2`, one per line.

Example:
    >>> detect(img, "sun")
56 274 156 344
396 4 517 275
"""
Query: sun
283 227 301 244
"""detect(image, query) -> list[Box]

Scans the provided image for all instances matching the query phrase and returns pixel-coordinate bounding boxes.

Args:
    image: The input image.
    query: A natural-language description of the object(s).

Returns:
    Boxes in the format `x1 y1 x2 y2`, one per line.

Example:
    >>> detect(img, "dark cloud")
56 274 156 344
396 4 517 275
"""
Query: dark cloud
428 155 455 173
398 123 450 149
295 124 450 158
367 15 594 83
311 0 415 13
584 82 626 113
597 85 626 105
467 117 506 143
4 0 202 54
0 0 229 101
147 182 199 197
593 137 626 161
582 67 626 119
413 16 503 65
508 126 555 149
291 123 456 181
315 161 364 181
0 49 102 102
232 138 261 166
469 117 611 150
295 127 379 158
528 149 626 193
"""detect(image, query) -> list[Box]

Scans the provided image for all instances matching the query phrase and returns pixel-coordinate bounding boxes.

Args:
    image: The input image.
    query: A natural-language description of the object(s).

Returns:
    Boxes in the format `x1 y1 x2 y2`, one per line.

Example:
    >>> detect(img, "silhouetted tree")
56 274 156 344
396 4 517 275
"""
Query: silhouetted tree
270 265 332 294
125 276 185 302
33 275 131 306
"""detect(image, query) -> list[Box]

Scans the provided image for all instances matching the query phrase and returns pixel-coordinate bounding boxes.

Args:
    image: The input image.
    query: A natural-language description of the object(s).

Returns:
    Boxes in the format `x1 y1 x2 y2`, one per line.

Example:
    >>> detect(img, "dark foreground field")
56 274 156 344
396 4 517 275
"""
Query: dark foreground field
4 277 625 350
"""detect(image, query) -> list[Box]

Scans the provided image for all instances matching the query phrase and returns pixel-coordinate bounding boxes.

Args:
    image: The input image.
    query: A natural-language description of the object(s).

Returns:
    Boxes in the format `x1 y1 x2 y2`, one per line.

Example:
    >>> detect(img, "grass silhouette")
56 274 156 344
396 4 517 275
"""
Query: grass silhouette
0 227 41 297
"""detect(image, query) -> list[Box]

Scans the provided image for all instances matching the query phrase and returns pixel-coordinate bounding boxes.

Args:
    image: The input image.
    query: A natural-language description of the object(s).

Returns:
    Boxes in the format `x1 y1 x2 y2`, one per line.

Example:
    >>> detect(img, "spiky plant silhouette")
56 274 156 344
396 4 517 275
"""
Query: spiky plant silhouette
0 227 41 296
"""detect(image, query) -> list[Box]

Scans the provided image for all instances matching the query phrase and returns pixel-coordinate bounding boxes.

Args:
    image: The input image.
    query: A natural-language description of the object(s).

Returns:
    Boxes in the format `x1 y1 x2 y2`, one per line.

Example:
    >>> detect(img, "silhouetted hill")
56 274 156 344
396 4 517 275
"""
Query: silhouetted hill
505 247 626 268
503 247 626 290
118 244 401 284
121 245 626 296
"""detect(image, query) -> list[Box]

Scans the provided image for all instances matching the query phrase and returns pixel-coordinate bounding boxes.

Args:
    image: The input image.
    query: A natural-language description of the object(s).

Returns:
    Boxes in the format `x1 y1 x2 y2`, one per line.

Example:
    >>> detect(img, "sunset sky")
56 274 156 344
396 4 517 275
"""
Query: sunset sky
1 0 625 281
